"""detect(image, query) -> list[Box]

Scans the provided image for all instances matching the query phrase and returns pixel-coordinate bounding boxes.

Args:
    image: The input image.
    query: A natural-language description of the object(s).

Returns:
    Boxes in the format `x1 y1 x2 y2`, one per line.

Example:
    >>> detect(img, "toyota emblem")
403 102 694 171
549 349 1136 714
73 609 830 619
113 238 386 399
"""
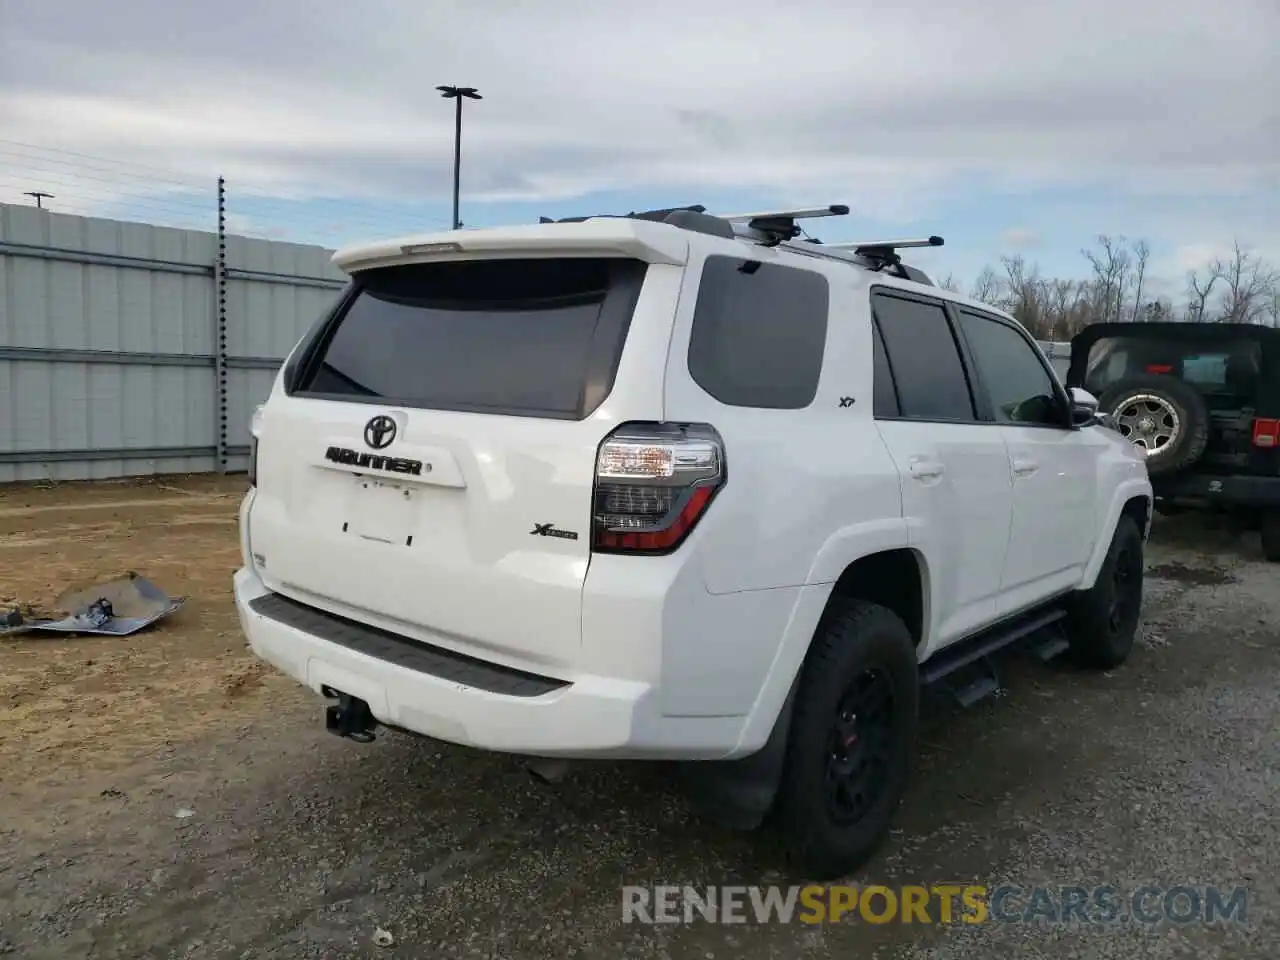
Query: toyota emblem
364 415 397 450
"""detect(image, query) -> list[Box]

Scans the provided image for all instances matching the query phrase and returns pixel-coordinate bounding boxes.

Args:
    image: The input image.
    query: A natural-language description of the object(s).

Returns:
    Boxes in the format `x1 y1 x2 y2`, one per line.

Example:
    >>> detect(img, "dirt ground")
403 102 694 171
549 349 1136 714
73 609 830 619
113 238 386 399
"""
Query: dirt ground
1 475 1276 959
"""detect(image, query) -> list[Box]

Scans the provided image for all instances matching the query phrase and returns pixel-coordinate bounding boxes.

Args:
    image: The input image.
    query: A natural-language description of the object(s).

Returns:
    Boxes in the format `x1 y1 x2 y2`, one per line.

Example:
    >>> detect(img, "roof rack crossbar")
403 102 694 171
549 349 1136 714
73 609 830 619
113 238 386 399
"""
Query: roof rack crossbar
826 236 945 253
720 204 850 246
538 204 708 225
823 236 944 283
720 205 850 224
530 204 939 284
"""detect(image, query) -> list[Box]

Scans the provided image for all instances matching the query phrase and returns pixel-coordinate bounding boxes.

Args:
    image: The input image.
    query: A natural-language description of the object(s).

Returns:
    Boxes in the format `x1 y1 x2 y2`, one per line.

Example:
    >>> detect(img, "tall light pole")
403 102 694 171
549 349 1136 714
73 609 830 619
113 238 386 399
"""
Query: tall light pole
436 85 482 230
24 191 54 209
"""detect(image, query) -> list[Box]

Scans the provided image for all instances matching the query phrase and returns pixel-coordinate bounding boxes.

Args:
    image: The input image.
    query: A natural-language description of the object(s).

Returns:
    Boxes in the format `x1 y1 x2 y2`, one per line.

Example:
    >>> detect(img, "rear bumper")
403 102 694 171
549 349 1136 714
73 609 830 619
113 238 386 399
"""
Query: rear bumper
234 565 739 759
1153 472 1280 507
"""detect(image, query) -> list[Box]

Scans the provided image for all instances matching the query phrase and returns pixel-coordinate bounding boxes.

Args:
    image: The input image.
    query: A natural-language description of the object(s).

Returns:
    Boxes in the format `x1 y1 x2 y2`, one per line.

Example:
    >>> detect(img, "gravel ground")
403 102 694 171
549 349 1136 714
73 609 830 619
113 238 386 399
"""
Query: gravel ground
1 478 1276 959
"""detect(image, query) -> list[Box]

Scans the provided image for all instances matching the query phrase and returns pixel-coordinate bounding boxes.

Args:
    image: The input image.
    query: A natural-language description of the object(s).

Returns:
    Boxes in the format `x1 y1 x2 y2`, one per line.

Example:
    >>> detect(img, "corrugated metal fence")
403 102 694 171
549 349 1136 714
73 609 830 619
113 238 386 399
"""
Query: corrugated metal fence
0 201 347 482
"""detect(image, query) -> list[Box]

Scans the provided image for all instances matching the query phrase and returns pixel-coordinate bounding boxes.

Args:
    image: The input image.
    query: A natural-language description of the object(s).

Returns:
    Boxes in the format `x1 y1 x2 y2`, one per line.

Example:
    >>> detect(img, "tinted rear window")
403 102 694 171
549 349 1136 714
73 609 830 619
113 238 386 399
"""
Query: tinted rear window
297 258 646 419
687 255 830 409
1085 335 1262 400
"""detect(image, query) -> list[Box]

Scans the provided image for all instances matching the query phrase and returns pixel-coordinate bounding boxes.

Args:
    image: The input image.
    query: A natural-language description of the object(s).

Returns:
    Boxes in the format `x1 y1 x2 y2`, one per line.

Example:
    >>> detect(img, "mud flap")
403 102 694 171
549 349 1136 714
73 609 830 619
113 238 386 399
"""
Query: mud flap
677 676 799 831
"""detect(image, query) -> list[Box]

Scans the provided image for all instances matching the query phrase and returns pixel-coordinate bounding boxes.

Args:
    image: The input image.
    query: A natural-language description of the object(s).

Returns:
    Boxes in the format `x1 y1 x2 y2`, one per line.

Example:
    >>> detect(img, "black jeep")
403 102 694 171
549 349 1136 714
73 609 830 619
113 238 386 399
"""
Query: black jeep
1066 322 1280 561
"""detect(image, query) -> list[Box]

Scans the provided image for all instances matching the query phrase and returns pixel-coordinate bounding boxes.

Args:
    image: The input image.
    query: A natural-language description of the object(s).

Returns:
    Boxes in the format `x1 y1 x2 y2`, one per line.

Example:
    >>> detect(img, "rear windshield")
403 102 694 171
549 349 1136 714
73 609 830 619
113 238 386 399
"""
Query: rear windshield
297 257 646 419
1085 335 1262 401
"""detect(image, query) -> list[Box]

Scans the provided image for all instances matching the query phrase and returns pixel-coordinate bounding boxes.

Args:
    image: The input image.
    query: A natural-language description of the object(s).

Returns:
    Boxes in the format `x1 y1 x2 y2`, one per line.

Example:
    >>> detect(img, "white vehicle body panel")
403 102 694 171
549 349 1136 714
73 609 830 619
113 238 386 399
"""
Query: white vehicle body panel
235 217 1152 761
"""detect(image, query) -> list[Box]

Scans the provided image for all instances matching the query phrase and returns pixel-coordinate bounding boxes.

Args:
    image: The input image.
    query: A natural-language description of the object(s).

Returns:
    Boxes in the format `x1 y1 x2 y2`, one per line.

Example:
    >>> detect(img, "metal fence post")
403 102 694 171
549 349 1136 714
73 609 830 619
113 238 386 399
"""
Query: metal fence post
214 176 229 473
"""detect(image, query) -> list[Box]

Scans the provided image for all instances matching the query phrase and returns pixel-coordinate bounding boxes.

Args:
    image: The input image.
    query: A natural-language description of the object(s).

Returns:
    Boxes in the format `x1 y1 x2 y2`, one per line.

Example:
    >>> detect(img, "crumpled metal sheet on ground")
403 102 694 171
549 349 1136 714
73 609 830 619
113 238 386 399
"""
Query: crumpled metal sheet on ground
0 572 184 637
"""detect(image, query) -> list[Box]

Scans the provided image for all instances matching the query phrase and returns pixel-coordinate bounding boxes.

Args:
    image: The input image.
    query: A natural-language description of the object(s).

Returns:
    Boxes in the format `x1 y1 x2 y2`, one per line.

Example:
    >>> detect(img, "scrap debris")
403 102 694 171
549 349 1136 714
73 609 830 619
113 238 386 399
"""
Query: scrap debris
0 571 184 638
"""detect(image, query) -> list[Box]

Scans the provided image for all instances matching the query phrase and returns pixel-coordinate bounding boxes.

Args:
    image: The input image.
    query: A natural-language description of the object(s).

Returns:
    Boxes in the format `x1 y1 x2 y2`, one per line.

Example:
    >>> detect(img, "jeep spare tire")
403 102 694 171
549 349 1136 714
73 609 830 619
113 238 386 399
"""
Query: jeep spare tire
1098 374 1209 477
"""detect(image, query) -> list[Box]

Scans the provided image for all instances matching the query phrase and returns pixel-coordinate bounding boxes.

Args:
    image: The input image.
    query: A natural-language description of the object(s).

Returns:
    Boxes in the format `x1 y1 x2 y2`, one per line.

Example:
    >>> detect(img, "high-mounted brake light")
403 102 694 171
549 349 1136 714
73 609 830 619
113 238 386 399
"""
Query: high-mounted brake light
400 241 464 255
592 424 725 554
1252 417 1280 448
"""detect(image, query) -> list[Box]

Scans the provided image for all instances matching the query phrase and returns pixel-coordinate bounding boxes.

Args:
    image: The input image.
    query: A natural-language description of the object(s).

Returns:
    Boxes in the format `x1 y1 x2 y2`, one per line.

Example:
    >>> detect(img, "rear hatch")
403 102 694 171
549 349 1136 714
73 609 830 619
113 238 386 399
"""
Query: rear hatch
248 239 683 673
1075 327 1279 476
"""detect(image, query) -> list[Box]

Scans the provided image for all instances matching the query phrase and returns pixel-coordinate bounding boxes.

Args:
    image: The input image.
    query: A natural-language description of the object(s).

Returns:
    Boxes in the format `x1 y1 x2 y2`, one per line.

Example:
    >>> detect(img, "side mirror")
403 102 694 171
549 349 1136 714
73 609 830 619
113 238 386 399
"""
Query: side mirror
1069 386 1100 426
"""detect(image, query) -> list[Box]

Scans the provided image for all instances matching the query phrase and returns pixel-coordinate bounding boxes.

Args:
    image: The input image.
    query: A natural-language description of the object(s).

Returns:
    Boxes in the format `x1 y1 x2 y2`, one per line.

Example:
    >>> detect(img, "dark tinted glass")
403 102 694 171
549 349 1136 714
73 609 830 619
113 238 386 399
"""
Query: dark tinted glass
1085 335 1262 401
957 310 1062 425
871 292 974 420
299 258 645 419
871 320 899 417
687 256 829 409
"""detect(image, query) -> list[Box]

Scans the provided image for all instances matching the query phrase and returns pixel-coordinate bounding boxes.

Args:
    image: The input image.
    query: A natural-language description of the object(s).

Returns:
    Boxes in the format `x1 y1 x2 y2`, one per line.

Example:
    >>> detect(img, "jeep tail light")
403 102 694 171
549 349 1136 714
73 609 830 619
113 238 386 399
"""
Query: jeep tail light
592 423 725 554
1252 417 1280 448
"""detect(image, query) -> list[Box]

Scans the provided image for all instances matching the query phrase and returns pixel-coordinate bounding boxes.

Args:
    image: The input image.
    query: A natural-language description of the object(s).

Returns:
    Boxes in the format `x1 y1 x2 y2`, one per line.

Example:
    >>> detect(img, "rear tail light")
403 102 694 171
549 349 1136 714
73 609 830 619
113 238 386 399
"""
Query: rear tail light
1146 364 1174 375
1252 417 1280 448
592 423 725 554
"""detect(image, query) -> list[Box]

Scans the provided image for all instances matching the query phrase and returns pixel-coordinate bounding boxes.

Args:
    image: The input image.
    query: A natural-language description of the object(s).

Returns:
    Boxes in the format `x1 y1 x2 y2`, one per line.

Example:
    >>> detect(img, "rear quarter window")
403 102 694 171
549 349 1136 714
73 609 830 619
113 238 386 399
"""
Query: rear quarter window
686 255 830 409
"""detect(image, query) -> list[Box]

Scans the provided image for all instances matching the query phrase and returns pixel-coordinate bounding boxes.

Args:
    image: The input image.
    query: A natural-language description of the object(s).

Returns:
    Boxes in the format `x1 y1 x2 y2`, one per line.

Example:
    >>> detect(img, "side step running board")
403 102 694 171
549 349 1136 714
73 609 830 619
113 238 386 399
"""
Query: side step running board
920 608 1067 685
952 669 1000 708
1031 633 1070 662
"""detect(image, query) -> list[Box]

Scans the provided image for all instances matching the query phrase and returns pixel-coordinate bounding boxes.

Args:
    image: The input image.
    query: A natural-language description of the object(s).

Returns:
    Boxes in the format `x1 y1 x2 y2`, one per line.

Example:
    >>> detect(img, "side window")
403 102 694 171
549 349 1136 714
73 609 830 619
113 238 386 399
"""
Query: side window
871 292 975 420
687 256 830 409
871 319 900 417
957 310 1063 426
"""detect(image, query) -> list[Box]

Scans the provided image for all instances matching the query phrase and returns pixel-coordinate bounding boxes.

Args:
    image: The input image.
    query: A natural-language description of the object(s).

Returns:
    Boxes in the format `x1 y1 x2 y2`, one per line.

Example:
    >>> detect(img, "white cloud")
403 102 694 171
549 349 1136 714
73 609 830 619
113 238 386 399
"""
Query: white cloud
2 0 1276 203
1 0 1277 287
1001 228 1040 249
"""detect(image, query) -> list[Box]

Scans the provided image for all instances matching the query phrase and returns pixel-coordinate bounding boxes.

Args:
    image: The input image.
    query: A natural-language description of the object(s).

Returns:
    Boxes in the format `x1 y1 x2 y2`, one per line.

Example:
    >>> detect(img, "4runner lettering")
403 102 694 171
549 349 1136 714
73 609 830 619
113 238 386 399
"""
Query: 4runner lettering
237 204 1152 881
323 445 425 476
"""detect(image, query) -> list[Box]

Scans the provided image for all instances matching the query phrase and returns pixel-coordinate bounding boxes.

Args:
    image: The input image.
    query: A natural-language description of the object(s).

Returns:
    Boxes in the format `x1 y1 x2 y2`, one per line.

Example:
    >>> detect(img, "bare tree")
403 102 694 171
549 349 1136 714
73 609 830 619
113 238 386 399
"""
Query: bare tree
999 255 1053 337
1082 235 1133 324
1046 278 1092 339
960 234 1274 332
970 266 1001 305
1185 258 1224 322
1219 239 1277 324
937 272 962 293
1129 240 1150 322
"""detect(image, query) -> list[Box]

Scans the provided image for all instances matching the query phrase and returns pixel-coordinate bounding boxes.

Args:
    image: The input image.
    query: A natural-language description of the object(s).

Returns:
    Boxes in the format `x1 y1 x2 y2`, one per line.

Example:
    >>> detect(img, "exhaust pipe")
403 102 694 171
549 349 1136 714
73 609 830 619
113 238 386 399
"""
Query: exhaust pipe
526 758 572 784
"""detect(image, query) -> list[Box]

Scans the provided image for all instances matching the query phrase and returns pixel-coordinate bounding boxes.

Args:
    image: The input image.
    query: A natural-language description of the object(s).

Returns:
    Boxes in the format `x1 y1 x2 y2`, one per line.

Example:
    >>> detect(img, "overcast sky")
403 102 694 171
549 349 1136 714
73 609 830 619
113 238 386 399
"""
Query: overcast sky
1 0 1277 293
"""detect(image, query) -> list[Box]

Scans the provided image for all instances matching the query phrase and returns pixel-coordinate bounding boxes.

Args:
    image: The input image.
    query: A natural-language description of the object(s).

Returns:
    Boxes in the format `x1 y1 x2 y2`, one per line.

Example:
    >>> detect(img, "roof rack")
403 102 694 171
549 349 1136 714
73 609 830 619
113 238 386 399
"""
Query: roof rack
533 204 941 285
824 236 944 281
720 205 850 246
540 204 709 225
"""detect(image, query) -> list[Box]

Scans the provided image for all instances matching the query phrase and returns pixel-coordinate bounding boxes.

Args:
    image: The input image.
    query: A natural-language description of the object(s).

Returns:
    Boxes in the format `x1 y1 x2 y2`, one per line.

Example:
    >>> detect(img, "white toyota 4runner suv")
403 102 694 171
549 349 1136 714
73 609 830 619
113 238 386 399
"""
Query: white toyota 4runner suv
235 204 1152 879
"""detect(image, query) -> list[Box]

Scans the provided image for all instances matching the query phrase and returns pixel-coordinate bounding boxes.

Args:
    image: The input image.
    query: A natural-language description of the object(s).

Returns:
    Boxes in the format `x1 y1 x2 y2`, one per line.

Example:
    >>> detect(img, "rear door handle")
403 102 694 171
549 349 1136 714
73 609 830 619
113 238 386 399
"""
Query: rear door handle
909 458 946 480
1012 458 1040 477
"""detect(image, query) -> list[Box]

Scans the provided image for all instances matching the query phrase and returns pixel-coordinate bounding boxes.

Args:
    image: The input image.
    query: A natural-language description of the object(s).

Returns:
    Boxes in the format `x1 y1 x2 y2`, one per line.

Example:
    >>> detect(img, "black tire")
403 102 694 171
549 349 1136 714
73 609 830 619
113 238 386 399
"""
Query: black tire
774 599 919 880
1261 511 1280 563
1065 515 1144 669
1098 375 1209 477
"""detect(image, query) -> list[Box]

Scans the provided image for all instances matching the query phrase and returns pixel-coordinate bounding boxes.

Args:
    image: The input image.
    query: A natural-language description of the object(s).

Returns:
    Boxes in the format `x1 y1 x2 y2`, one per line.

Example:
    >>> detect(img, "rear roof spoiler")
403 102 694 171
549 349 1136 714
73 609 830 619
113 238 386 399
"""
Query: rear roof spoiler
333 219 691 273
